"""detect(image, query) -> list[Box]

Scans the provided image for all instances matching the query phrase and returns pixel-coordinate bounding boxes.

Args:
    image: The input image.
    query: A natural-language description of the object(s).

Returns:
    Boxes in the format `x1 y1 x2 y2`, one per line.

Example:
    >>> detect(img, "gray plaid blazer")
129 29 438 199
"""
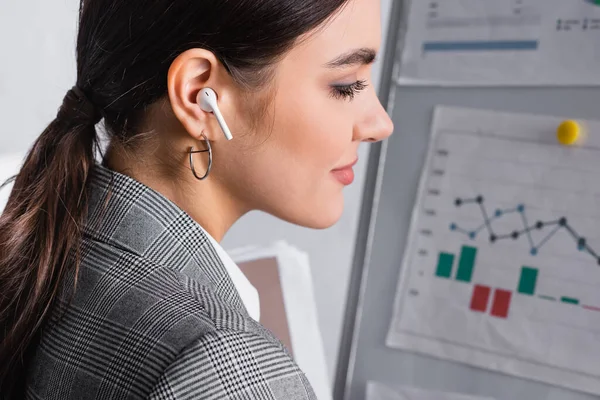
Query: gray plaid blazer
25 164 317 400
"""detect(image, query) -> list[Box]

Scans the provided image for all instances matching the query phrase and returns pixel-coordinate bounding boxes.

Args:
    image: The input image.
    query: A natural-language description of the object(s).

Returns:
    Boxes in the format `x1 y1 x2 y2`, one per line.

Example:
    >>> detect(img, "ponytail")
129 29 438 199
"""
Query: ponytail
0 87 101 395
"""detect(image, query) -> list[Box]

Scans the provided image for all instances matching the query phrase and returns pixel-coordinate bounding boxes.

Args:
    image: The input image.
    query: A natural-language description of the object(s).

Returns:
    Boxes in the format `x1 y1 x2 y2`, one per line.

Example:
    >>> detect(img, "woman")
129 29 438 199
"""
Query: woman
0 0 393 397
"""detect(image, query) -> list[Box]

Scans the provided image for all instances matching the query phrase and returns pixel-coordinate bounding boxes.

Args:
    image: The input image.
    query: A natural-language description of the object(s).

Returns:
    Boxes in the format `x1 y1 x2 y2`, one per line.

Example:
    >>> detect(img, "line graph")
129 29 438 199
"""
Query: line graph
388 107 600 396
449 195 600 263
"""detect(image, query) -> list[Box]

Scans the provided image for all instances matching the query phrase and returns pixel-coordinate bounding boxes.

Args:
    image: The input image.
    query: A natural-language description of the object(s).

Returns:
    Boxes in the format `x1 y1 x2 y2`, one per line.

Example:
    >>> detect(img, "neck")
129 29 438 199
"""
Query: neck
173 178 248 242
105 145 247 242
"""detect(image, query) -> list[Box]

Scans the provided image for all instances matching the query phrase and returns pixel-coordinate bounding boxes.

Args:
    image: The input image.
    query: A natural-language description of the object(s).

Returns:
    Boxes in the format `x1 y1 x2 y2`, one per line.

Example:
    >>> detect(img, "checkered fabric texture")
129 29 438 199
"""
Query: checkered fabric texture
25 164 317 400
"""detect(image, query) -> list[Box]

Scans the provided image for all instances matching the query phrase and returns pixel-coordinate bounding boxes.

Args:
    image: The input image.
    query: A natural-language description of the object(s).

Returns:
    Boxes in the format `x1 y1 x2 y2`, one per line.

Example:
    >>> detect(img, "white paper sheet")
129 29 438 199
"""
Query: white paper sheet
229 241 332 400
0 153 24 214
366 381 496 400
387 106 600 395
398 0 600 86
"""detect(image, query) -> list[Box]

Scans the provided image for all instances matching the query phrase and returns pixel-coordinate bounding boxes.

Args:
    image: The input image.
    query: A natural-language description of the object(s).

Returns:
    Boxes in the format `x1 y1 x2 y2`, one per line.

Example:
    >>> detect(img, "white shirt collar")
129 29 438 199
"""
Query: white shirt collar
201 229 261 322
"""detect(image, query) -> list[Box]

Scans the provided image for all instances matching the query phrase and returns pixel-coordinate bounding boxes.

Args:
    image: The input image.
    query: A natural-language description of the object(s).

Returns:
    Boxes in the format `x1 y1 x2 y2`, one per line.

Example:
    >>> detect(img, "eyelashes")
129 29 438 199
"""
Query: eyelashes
330 79 368 101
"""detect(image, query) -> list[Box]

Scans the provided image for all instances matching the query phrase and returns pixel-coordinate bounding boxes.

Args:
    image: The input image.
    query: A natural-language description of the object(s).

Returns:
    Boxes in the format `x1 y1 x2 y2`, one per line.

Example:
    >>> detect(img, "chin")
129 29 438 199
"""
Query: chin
279 196 345 230
306 210 343 229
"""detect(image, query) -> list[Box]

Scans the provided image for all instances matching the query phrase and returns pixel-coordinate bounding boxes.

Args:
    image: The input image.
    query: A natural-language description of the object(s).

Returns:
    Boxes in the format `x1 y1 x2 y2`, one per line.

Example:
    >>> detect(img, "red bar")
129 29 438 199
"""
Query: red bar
583 305 600 312
490 289 512 318
470 285 491 312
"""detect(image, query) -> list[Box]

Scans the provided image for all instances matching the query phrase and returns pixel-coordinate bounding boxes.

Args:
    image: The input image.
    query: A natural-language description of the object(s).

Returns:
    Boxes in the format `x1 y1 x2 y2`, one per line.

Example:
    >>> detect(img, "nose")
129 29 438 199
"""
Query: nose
353 93 394 143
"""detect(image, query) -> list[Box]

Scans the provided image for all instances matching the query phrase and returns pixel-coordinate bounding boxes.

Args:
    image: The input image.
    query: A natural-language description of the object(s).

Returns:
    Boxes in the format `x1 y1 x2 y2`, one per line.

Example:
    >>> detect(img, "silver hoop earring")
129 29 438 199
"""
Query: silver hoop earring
188 133 212 180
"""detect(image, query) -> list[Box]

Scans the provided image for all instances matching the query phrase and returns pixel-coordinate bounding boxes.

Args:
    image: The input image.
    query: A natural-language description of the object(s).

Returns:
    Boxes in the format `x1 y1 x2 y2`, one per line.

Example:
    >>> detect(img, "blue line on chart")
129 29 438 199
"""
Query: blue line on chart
422 40 539 52
449 195 600 264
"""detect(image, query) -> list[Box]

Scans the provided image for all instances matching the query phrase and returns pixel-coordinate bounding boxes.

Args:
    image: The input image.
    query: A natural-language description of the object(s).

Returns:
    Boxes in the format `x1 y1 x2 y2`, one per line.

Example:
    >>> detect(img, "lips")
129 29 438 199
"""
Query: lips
331 168 355 185
331 157 358 186
332 158 359 171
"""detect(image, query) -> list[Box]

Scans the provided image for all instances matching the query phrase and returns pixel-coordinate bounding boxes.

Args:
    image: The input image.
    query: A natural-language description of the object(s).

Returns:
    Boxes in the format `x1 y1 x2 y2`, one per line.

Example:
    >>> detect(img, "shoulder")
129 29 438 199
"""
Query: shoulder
148 329 316 400
64 237 253 347
28 240 261 398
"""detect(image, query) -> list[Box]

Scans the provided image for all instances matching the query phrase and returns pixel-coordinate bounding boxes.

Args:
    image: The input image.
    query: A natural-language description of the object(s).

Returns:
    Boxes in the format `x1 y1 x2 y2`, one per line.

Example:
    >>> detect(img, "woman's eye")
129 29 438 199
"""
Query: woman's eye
330 79 368 101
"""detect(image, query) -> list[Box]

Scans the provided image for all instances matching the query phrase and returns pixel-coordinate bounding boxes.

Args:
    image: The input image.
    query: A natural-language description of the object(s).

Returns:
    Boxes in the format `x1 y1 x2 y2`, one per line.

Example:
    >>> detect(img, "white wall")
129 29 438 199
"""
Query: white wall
0 0 395 384
0 1 79 155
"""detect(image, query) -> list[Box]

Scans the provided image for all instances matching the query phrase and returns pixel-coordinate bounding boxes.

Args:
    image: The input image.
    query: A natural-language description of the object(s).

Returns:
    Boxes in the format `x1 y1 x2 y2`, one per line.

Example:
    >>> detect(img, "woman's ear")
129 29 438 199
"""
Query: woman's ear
167 48 237 143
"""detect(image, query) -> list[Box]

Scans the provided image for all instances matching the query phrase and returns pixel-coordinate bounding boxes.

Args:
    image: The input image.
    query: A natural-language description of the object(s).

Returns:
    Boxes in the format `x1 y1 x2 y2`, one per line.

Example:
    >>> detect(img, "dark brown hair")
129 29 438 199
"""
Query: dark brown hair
0 0 349 395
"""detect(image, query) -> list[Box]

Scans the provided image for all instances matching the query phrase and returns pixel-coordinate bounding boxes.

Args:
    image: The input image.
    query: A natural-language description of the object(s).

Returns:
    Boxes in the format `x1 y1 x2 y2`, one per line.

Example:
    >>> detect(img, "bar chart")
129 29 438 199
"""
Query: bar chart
436 245 512 319
387 107 600 396
435 244 599 320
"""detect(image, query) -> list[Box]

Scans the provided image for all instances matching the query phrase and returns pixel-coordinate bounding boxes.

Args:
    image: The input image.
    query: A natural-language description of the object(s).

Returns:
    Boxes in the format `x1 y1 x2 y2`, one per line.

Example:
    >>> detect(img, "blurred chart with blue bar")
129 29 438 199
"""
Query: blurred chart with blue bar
397 0 600 85
387 106 600 396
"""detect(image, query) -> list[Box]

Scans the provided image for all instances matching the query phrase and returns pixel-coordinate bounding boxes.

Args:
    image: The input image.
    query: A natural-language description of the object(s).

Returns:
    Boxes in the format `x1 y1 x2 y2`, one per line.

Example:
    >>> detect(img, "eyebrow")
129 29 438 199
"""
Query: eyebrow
324 48 377 68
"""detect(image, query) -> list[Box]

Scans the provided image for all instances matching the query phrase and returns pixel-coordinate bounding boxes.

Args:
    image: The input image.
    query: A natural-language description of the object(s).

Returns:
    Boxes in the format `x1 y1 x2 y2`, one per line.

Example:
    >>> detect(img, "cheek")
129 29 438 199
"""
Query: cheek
220 85 354 228
275 91 352 174
254 94 352 227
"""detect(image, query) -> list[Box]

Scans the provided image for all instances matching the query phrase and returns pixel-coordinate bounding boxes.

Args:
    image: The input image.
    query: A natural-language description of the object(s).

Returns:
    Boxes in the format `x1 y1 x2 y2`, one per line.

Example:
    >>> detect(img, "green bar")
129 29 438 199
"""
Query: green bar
435 252 455 278
538 295 556 301
561 297 579 305
456 246 477 283
518 267 538 295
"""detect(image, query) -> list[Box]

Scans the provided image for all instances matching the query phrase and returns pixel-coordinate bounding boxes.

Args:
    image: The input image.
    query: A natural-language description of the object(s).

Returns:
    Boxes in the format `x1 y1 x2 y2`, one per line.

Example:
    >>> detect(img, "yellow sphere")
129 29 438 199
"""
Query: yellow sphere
557 120 580 146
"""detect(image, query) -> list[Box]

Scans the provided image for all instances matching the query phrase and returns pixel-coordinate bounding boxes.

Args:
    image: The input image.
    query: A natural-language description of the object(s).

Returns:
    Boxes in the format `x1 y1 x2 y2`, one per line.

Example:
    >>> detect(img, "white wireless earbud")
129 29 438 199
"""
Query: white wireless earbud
197 88 233 141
